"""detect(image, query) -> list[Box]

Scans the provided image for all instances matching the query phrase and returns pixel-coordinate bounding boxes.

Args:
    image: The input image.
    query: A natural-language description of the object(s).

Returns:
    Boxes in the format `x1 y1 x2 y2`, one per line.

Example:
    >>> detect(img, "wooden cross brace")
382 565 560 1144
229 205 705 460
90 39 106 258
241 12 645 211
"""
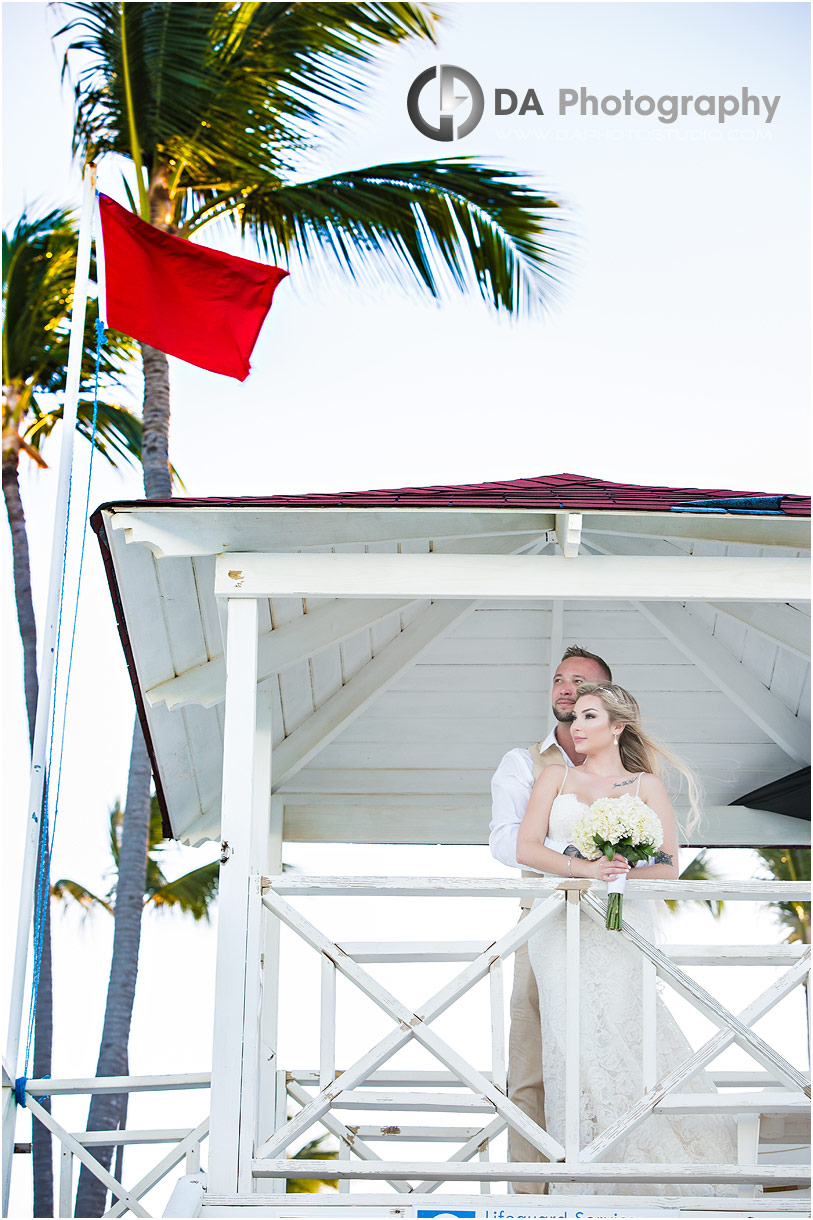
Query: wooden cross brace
579 891 810 1164
257 888 566 1164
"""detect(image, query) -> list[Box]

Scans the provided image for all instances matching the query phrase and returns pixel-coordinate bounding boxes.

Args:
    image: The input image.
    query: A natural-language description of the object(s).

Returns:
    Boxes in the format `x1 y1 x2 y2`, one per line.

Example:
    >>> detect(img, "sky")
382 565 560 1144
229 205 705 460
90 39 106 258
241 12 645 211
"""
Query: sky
1 2 810 1214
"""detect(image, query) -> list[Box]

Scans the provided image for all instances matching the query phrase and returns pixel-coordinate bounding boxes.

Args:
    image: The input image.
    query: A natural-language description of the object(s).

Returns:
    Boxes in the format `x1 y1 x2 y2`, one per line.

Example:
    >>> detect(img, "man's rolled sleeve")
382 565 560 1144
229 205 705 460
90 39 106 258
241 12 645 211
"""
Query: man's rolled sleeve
489 748 537 871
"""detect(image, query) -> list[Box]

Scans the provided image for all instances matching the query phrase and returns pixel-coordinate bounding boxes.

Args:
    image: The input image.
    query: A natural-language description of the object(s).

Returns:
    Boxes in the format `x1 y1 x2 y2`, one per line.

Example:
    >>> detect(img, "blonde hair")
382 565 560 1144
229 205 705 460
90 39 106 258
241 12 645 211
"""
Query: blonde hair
576 681 702 835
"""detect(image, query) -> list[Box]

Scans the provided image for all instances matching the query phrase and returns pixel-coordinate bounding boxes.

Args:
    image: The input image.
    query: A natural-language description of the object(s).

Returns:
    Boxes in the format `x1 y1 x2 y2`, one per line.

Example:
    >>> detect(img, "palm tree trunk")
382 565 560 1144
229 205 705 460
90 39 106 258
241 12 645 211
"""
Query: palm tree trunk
74 721 151 1218
139 345 172 498
3 439 55 1215
2 440 39 745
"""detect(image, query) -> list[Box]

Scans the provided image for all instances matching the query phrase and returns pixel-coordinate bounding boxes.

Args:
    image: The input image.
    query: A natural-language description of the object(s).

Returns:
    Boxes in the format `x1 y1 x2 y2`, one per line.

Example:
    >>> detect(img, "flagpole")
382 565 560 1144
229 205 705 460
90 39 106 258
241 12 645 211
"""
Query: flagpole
2 163 97 1216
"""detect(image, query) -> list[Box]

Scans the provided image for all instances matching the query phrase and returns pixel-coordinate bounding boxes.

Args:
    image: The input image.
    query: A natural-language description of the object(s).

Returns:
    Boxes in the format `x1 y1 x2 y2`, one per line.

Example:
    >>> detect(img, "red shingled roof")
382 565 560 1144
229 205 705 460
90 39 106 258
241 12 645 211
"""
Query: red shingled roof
96 473 809 515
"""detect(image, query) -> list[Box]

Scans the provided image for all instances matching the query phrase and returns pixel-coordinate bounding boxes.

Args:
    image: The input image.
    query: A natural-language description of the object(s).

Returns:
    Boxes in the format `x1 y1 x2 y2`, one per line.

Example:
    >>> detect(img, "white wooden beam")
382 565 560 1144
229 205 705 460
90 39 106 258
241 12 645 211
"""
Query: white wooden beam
207 1189 813 1211
707 601 810 660
581 511 810 549
264 876 810 901
145 598 410 710
554 512 582 557
215 553 808 601
269 599 478 790
251 1158 808 1186
633 601 810 765
276 801 810 849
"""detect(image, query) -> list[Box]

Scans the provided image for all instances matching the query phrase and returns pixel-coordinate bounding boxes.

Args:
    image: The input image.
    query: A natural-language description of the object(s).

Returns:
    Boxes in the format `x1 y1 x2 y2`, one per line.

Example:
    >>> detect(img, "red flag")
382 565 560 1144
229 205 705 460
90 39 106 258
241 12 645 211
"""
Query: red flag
97 194 288 381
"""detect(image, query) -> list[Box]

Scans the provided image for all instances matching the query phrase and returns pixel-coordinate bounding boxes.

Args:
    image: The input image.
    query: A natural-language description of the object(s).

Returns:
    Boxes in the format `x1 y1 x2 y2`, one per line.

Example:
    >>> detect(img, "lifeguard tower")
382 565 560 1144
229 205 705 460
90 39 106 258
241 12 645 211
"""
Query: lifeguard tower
9 472 812 1216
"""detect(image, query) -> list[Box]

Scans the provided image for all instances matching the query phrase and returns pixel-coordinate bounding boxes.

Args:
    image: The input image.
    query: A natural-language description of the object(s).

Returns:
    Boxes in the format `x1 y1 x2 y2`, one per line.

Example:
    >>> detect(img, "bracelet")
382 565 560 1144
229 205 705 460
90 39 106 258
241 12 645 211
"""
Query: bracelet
567 856 574 878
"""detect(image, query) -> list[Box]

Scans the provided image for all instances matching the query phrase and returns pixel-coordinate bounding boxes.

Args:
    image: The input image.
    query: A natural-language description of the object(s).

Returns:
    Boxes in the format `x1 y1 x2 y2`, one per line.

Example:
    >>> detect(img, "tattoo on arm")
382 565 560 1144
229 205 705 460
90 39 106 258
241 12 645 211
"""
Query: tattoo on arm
654 851 673 865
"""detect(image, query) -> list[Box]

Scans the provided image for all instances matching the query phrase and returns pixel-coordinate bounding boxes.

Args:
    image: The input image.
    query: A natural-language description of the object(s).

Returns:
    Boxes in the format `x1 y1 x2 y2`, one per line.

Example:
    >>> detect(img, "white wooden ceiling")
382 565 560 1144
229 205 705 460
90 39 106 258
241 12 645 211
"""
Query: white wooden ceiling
96 505 810 848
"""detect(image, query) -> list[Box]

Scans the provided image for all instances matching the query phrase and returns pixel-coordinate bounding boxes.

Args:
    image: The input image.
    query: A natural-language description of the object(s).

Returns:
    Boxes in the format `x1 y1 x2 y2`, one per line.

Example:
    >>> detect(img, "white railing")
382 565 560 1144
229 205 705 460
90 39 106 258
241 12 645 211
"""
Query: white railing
5 1072 209 1219
7 877 810 1217
255 875 811 1215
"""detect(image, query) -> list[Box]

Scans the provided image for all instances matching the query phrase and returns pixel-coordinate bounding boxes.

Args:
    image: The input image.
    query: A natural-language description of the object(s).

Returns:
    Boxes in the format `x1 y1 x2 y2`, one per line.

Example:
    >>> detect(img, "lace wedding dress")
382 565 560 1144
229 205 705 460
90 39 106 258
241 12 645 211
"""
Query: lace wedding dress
527 791 738 1196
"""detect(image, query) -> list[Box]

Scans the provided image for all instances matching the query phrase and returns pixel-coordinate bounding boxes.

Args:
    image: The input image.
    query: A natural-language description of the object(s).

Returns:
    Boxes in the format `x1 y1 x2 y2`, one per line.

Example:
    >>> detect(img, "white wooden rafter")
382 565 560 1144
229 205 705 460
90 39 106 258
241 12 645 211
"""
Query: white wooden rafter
268 533 556 787
581 511 810 549
576 537 810 764
146 531 555 713
270 597 478 790
145 597 411 710
633 600 810 764
708 600 811 660
584 535 810 657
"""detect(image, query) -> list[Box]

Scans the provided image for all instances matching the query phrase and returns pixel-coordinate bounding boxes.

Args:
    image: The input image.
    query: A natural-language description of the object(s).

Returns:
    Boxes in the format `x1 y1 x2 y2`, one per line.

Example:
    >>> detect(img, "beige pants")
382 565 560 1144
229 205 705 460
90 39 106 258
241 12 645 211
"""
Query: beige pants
507 906 548 1193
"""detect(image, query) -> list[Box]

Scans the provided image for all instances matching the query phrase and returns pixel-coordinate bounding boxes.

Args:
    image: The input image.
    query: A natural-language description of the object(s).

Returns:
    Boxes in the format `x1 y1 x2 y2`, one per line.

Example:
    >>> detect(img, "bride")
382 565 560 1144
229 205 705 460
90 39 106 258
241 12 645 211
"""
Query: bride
516 681 737 1196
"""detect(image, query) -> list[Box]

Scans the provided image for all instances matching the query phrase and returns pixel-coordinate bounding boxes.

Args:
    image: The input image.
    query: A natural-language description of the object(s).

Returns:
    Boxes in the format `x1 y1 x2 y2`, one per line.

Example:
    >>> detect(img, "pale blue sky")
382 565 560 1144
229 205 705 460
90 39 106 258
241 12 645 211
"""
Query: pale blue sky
2 4 809 1211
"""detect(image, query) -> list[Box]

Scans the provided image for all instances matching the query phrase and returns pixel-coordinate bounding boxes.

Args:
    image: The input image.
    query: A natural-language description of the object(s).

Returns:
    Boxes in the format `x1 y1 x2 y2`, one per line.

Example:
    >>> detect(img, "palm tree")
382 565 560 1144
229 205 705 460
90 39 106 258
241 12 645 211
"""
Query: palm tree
3 205 141 1218
753 849 810 945
3 206 141 742
51 796 219 1199
59 1 567 498
58 5 568 1211
52 796 220 921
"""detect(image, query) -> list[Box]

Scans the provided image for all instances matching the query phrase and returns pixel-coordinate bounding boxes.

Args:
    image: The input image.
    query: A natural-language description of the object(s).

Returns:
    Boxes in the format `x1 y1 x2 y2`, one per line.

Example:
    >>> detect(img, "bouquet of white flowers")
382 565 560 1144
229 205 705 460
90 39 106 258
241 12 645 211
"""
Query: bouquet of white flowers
572 795 664 929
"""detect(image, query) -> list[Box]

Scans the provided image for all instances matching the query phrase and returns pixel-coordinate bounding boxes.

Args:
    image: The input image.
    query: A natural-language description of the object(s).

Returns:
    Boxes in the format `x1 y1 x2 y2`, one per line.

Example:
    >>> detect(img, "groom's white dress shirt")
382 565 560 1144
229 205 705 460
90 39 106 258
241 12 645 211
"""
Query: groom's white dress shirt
488 727 574 870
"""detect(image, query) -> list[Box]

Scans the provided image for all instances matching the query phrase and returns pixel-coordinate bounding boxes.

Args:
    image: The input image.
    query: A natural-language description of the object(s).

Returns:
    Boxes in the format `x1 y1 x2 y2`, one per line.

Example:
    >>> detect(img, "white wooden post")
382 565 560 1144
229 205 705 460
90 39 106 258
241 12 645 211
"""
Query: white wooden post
207 598 260 1196
565 887 581 1161
479 1138 490 1194
736 1113 760 1199
271 1069 288 1195
489 960 506 1095
320 957 337 1090
237 689 274 1193
642 958 657 1092
256 795 283 1195
59 1145 73 1218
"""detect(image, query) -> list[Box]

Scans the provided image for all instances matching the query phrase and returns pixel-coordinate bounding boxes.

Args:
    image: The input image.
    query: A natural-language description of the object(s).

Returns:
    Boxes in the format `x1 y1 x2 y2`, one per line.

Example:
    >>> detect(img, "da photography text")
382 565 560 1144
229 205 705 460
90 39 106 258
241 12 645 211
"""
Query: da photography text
407 65 781 141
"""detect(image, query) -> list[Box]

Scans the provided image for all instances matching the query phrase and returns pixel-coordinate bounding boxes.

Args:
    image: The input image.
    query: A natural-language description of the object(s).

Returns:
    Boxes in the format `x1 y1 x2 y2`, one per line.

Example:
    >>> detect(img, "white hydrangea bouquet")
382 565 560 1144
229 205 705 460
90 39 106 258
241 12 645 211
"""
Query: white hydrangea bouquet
572 795 664 930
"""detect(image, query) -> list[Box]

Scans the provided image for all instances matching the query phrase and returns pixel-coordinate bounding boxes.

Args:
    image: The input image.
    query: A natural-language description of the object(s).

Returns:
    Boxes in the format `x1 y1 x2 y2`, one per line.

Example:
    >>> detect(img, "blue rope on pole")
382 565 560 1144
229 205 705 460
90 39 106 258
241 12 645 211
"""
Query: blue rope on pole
15 317 106 1110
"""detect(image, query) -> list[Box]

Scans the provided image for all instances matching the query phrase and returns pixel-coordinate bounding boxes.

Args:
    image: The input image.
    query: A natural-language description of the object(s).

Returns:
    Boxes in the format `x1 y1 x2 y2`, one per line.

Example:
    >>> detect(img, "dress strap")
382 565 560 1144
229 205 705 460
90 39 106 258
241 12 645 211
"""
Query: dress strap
558 766 569 795
634 772 644 796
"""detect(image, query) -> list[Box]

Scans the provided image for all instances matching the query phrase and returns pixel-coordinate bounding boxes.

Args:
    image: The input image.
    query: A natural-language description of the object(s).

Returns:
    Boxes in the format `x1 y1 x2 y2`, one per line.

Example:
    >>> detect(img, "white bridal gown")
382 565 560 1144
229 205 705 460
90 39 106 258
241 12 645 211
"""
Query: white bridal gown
527 791 738 1196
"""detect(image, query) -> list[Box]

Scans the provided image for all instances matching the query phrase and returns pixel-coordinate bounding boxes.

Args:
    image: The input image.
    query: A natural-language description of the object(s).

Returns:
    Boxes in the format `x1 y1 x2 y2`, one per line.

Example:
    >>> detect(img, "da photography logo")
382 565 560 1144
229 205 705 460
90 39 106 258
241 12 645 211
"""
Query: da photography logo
407 65 485 141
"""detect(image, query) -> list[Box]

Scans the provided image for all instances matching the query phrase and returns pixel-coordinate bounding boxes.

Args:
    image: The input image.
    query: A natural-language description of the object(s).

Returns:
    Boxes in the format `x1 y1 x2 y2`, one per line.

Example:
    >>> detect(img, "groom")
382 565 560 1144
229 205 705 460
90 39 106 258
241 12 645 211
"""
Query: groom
489 644 613 1192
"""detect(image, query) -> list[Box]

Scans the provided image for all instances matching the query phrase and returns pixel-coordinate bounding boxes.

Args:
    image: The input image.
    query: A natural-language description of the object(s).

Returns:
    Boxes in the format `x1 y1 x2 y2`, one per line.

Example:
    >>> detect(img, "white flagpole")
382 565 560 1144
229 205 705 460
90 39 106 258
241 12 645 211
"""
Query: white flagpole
2 162 97 1215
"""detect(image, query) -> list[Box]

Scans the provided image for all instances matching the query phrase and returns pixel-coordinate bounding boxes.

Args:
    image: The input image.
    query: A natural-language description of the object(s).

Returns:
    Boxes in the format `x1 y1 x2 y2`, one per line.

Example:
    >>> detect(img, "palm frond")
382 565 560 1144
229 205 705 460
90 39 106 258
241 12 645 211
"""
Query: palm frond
61 3 440 179
219 159 566 314
3 205 139 446
665 850 724 918
287 1134 338 1193
147 861 220 921
24 398 143 467
51 878 114 916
